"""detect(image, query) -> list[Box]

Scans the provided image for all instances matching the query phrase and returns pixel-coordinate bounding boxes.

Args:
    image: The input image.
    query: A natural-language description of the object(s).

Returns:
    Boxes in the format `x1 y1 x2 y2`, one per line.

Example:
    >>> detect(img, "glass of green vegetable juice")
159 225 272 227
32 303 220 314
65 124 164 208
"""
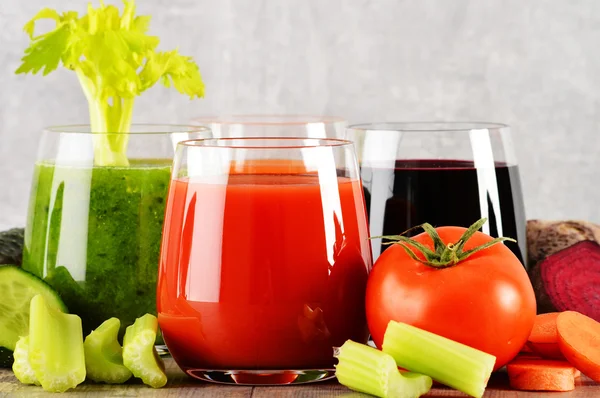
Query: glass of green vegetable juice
22 124 211 340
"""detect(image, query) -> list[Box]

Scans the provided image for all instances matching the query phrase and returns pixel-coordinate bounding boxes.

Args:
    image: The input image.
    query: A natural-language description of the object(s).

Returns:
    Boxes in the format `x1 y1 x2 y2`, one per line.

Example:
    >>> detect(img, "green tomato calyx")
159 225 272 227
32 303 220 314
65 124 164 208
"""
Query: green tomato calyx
374 218 516 269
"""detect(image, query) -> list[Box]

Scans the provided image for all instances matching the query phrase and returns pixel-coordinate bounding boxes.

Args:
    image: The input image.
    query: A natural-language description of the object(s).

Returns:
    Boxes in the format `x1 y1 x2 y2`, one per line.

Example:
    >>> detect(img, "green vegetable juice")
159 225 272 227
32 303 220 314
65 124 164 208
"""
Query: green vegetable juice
23 159 171 339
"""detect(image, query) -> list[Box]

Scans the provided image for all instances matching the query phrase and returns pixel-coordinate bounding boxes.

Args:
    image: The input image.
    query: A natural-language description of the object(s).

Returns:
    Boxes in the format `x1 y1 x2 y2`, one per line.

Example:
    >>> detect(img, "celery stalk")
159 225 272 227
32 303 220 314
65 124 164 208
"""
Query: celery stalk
84 317 132 384
28 294 86 393
16 0 205 167
382 321 496 398
334 340 432 398
122 314 167 388
12 336 39 386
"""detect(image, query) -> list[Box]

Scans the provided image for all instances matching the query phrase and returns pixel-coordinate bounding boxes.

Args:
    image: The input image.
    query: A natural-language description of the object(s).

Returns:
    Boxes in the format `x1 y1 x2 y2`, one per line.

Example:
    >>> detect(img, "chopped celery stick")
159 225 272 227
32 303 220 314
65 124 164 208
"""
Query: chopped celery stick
84 317 132 384
382 321 496 398
123 314 167 388
335 340 432 398
12 336 39 386
28 294 85 393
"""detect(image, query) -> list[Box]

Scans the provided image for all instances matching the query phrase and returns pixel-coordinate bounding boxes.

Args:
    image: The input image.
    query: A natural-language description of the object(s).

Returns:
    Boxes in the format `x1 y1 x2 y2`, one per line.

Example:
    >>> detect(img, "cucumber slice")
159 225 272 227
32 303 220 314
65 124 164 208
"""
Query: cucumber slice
12 336 39 385
84 317 132 384
0 265 67 351
123 314 167 388
29 294 86 393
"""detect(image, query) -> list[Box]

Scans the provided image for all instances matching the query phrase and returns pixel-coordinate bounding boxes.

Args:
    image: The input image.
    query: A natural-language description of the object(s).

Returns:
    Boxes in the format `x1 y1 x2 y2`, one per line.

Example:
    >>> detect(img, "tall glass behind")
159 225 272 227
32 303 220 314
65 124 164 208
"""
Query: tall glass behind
191 115 346 138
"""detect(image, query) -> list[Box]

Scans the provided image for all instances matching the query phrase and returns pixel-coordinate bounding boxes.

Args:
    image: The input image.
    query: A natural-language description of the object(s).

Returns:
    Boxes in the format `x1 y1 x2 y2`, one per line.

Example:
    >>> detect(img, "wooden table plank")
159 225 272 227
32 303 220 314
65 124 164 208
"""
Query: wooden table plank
0 359 252 398
1 358 599 397
251 373 599 397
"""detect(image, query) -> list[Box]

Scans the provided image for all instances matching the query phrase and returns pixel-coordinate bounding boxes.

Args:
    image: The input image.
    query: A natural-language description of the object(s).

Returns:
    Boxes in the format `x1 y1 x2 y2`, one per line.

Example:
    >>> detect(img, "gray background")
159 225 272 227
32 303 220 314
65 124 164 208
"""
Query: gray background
0 0 599 230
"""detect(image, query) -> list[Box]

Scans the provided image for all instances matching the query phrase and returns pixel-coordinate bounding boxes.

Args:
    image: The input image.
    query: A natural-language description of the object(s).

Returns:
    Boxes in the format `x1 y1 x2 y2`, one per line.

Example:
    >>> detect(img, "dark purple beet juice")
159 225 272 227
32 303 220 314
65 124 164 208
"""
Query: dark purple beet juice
361 159 526 265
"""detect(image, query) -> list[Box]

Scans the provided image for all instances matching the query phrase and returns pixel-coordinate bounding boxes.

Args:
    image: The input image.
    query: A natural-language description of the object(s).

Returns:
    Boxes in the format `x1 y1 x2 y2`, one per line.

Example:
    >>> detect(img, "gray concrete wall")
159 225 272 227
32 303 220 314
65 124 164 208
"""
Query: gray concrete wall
0 0 599 230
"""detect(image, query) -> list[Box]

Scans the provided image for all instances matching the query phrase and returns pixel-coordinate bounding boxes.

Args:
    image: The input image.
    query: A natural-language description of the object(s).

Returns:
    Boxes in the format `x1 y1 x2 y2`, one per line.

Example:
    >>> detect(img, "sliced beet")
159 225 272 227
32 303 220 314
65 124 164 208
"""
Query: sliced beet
530 240 600 321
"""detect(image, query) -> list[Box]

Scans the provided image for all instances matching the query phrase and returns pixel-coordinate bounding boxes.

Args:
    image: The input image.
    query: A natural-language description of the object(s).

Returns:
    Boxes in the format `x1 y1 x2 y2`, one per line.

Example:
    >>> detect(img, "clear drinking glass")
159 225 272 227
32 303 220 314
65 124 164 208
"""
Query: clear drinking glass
22 124 211 341
346 122 526 264
191 114 346 138
158 137 372 385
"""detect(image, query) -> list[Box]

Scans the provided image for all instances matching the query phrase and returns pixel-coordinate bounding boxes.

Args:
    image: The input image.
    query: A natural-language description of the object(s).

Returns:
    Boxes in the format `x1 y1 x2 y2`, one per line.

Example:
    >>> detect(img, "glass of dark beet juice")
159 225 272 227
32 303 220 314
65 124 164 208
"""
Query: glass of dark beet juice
346 122 526 265
158 137 372 385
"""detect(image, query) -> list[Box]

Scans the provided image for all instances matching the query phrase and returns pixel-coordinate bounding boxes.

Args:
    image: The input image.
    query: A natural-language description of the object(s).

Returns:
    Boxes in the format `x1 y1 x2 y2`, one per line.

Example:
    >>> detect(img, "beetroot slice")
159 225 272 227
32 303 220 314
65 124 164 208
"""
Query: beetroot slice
539 240 600 322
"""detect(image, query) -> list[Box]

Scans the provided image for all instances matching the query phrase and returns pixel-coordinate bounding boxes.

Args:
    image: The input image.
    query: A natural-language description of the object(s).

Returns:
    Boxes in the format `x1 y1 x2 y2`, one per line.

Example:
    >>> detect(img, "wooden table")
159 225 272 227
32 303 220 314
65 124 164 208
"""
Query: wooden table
1 358 598 397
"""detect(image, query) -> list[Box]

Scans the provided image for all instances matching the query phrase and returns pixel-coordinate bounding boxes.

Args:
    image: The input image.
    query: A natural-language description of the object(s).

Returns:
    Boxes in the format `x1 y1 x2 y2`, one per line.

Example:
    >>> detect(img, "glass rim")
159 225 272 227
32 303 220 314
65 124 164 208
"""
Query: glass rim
191 114 347 126
347 121 509 132
44 123 211 135
178 137 354 150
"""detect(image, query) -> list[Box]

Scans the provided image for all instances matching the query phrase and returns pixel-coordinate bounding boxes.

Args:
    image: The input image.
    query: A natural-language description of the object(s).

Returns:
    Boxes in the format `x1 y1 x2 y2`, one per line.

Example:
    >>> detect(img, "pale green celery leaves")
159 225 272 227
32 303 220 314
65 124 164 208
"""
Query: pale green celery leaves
16 0 205 166
16 10 78 76
140 50 205 99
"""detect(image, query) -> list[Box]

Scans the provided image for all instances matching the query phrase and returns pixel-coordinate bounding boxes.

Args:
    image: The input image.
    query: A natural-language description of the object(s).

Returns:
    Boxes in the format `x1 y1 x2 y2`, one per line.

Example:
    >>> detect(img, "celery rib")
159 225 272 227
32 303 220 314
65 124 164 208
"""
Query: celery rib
12 336 39 386
122 314 167 388
382 321 496 398
28 294 86 393
84 317 132 384
335 340 432 398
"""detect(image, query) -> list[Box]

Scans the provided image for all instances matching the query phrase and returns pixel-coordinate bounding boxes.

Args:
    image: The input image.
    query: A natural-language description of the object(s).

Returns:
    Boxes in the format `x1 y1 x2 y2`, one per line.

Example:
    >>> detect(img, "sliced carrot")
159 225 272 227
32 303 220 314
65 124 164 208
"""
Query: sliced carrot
556 311 600 382
510 356 580 376
527 342 564 359
527 312 565 359
529 313 561 343
507 358 576 391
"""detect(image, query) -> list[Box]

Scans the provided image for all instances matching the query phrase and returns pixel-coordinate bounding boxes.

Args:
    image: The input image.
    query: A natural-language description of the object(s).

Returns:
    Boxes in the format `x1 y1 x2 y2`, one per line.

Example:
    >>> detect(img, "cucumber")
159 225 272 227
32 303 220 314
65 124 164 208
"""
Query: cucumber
0 265 67 352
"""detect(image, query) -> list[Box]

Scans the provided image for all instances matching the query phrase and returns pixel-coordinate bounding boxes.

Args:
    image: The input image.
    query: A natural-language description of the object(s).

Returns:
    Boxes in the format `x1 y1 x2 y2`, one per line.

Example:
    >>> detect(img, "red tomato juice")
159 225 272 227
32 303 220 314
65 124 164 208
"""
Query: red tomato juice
158 173 371 370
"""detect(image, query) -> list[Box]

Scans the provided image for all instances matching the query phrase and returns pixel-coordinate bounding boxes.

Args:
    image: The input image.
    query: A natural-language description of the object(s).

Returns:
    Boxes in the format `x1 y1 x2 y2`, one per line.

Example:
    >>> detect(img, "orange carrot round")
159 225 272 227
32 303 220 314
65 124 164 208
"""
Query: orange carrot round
529 313 560 343
527 312 565 359
507 358 576 392
556 311 600 382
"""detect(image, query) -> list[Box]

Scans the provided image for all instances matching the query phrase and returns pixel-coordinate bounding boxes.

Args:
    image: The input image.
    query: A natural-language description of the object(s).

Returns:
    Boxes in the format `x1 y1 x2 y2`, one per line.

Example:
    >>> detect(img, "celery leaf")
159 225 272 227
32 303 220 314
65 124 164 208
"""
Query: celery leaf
16 0 205 167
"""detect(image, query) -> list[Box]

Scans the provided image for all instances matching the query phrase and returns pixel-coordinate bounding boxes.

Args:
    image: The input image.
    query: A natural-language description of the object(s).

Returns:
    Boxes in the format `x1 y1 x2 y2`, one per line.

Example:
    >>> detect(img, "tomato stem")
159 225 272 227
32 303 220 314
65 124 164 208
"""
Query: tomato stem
374 218 516 269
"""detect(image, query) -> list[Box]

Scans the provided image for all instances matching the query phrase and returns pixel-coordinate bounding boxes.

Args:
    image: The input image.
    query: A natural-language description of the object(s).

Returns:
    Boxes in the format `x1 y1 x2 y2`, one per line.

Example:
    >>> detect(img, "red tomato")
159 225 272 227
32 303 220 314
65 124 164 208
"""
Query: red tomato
365 226 536 371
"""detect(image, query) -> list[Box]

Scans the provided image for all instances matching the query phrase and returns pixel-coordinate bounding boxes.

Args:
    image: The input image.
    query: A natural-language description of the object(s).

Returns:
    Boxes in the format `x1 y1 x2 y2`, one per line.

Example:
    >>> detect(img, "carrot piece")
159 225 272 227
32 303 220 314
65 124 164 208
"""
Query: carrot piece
527 312 565 359
527 342 564 359
556 311 600 382
529 313 561 343
507 359 576 391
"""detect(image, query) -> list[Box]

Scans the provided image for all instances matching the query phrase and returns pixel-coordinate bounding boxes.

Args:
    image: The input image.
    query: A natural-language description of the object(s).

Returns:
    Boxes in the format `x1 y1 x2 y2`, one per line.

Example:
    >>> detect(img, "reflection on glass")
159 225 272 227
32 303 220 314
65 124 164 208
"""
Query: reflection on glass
158 138 371 385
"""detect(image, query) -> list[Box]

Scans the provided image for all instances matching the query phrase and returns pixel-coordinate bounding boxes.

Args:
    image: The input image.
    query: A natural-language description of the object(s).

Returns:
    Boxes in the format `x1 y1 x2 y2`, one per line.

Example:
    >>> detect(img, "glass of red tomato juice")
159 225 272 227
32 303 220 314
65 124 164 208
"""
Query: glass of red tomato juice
157 137 372 385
